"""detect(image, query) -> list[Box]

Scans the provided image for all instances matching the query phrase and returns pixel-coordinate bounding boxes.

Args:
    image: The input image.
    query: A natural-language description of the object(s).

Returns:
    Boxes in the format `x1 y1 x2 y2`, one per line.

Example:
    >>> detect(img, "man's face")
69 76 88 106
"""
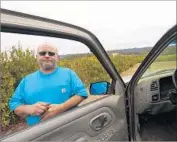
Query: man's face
37 44 59 71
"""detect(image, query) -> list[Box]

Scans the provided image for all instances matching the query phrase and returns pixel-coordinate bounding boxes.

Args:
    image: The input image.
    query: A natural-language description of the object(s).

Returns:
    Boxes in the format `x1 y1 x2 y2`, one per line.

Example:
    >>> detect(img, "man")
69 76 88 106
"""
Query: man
9 43 88 126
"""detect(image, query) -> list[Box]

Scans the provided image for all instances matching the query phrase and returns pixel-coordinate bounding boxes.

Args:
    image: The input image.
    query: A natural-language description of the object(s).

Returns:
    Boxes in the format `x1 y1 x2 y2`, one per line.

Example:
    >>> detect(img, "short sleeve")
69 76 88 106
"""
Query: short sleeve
70 70 88 98
9 78 26 112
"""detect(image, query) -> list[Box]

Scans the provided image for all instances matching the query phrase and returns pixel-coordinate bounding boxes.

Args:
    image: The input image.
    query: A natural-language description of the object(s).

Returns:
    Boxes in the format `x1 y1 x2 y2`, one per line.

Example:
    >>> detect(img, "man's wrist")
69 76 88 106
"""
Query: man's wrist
14 105 32 117
25 105 33 115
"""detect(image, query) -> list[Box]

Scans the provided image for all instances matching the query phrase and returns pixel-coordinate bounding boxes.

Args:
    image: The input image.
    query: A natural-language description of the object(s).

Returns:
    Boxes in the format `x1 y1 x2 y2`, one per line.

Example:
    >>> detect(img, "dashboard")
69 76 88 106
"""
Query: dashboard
134 69 177 115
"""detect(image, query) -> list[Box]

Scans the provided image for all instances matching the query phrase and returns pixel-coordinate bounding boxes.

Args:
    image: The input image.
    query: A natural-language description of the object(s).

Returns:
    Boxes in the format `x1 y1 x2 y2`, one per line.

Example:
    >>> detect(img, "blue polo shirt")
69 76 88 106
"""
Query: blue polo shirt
9 67 88 126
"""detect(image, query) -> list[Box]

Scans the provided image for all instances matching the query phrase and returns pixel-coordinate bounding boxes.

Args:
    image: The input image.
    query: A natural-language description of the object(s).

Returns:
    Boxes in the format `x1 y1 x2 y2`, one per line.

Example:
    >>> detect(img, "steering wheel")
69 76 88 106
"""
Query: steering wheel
170 69 177 104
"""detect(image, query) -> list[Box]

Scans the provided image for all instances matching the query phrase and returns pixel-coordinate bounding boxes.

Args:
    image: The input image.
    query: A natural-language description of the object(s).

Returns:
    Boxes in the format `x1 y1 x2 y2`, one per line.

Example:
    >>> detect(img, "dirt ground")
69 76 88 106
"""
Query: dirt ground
1 122 27 137
120 63 140 76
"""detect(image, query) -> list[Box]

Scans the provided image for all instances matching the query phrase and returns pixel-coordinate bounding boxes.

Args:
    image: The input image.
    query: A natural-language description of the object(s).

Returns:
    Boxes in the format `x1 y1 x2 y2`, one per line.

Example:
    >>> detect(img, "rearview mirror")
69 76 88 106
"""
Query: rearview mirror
89 81 111 95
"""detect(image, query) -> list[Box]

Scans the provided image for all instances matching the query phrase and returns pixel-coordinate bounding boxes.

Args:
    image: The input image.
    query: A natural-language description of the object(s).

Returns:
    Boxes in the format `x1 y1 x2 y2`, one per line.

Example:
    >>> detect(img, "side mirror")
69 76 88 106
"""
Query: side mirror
89 81 112 95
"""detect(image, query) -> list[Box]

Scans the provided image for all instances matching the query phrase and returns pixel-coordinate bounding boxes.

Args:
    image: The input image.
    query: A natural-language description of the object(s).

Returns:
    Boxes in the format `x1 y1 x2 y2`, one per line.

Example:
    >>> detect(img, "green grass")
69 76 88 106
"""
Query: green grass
146 61 176 73
139 61 176 83
156 54 176 62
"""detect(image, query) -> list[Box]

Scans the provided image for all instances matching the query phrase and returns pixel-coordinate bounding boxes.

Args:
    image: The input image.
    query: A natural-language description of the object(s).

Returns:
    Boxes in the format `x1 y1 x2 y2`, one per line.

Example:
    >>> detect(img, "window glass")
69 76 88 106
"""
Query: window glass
0 32 110 137
141 40 176 80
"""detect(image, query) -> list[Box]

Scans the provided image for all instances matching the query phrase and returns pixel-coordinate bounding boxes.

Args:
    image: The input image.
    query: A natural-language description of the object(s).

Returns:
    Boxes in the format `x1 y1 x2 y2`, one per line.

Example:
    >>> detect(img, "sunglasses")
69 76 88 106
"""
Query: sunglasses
38 51 56 56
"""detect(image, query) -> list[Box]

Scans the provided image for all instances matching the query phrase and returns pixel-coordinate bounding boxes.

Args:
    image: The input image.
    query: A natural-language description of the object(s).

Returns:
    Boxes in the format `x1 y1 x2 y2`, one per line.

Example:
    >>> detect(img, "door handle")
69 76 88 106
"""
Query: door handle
90 113 112 131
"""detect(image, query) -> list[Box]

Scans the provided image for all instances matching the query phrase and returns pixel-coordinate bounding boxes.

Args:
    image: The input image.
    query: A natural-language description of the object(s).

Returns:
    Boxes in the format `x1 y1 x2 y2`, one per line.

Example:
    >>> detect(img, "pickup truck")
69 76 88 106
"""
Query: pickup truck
1 8 177 141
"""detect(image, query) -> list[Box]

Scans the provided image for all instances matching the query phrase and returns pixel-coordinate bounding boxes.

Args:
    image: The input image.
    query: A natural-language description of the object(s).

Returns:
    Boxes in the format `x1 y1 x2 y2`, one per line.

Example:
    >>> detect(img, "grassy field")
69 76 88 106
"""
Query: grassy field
146 61 176 73
120 61 176 80
156 54 176 62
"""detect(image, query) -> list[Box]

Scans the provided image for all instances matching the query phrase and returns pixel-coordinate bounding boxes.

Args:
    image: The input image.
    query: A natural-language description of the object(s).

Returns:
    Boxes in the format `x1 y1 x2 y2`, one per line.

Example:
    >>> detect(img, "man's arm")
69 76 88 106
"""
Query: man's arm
14 105 32 118
9 78 27 118
14 102 49 118
62 95 85 111
64 69 88 109
9 78 49 118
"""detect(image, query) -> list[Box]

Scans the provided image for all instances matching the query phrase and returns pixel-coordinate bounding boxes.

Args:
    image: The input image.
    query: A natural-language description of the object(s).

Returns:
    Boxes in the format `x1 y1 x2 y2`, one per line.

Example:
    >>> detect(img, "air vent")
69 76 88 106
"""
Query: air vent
150 81 158 91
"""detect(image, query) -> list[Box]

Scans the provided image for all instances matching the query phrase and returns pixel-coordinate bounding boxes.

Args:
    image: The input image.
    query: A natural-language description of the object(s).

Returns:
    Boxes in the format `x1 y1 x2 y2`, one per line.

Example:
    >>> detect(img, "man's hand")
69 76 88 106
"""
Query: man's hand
41 104 65 121
27 102 50 116
40 96 85 121
14 102 50 117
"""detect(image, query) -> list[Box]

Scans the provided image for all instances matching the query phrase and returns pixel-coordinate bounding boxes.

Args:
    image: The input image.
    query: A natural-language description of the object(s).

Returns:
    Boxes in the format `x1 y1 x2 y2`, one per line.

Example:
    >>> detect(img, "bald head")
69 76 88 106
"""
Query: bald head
37 43 58 54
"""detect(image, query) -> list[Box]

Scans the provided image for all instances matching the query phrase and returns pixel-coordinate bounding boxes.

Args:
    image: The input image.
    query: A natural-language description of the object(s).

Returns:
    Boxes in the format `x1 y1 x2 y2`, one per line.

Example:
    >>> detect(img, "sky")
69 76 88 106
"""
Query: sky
1 1 176 55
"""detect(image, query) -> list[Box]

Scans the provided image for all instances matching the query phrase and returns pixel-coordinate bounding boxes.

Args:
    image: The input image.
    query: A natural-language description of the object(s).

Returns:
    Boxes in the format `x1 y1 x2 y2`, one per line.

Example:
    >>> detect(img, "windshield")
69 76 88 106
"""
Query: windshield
142 40 176 78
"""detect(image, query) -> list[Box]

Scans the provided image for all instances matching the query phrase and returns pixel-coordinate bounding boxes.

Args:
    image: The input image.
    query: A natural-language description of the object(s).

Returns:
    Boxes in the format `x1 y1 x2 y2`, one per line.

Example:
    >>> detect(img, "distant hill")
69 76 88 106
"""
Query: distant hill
60 46 153 59
107 47 152 55
60 52 93 59
110 45 176 55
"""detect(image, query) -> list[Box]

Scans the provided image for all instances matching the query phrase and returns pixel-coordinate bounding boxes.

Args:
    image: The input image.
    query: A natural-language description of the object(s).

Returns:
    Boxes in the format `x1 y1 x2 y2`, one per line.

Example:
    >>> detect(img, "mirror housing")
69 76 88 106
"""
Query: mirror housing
89 81 112 95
